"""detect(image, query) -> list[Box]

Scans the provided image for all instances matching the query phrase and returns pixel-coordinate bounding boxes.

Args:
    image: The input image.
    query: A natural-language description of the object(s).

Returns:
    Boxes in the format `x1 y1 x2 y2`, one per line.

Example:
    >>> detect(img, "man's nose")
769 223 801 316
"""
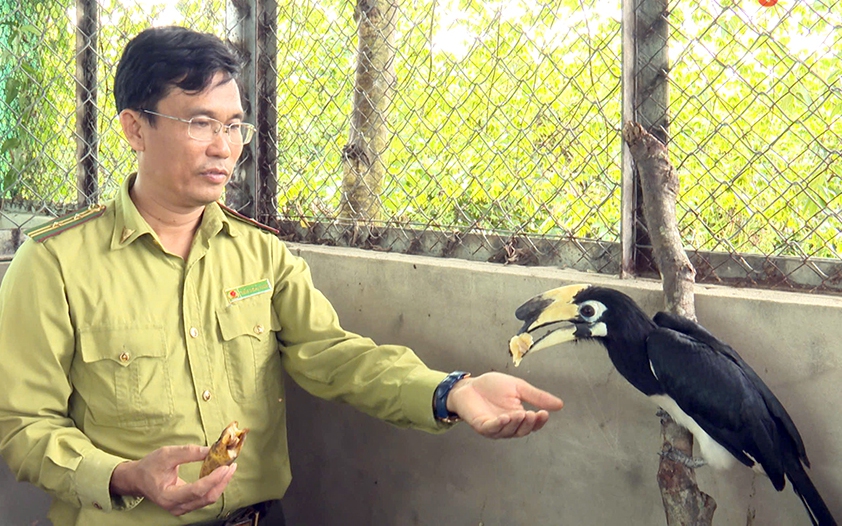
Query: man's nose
208 129 234 157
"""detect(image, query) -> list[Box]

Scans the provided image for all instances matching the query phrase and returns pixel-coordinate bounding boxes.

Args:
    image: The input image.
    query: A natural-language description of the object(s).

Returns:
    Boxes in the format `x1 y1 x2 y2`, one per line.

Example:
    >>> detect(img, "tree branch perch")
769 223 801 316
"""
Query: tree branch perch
623 121 716 525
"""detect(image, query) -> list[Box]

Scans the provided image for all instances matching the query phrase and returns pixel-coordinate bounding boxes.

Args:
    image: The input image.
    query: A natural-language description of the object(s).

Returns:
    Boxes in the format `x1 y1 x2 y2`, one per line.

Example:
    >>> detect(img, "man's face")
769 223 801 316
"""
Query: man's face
130 72 245 211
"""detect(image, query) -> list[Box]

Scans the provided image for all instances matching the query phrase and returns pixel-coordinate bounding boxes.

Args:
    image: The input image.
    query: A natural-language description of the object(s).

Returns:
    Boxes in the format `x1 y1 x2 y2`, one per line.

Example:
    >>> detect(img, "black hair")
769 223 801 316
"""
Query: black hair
114 26 242 121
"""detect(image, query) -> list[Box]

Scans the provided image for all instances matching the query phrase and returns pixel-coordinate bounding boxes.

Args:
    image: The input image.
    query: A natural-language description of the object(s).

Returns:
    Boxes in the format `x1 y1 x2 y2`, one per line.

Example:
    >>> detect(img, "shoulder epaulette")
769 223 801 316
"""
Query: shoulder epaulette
219 203 280 235
24 204 107 243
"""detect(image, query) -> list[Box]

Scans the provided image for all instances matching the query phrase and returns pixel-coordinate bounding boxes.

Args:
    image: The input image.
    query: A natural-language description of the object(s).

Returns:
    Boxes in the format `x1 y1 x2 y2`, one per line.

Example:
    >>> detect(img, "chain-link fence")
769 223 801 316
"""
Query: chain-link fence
2 0 840 294
0 0 227 235
268 0 623 275
668 0 841 292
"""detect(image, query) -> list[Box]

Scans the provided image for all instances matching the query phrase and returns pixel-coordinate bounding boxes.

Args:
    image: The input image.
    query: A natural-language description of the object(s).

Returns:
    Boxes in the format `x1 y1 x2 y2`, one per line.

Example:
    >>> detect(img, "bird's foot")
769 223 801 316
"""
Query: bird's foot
659 446 707 469
655 409 672 424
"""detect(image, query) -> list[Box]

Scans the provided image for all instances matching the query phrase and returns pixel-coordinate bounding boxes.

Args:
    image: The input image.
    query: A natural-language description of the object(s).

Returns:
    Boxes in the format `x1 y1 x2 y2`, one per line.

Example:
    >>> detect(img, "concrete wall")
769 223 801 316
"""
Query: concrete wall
1 247 841 525
280 245 842 526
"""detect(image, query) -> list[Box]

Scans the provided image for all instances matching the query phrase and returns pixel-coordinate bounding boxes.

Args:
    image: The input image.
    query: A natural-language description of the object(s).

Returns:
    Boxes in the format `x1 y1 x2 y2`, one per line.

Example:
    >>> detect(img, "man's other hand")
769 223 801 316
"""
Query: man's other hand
110 444 236 516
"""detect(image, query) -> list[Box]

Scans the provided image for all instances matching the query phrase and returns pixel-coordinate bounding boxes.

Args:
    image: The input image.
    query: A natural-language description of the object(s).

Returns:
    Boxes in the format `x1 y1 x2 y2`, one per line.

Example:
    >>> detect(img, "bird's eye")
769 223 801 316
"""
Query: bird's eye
577 300 606 322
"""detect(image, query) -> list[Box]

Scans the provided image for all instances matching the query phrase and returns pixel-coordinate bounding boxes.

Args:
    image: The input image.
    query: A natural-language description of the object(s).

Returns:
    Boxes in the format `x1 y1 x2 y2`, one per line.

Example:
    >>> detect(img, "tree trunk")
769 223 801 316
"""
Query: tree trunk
623 121 716 525
338 0 396 221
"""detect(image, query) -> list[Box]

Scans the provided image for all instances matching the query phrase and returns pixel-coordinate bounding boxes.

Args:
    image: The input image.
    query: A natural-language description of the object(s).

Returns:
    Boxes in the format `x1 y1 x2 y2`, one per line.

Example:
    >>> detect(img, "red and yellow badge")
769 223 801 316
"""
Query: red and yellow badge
225 279 272 304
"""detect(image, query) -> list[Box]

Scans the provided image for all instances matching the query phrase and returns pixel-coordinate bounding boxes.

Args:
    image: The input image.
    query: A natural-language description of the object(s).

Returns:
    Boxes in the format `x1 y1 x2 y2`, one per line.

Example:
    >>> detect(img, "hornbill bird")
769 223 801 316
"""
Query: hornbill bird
509 284 836 526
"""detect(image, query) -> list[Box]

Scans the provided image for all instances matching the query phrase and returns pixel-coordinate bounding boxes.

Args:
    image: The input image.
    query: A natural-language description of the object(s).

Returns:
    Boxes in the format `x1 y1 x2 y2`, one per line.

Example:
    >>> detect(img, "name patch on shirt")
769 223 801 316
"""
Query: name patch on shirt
225 279 272 303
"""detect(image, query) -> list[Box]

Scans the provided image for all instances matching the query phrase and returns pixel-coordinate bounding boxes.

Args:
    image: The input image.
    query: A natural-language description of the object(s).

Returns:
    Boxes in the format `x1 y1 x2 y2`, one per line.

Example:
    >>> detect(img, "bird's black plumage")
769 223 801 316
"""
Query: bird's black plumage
512 285 836 526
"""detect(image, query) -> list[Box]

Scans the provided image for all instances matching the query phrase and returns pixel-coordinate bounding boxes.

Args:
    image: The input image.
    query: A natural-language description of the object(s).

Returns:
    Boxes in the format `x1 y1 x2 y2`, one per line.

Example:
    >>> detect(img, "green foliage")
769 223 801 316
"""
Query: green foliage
669 1 841 258
3 0 226 205
6 0 840 262
276 0 838 259
277 0 624 243
1 0 75 202
275 0 356 219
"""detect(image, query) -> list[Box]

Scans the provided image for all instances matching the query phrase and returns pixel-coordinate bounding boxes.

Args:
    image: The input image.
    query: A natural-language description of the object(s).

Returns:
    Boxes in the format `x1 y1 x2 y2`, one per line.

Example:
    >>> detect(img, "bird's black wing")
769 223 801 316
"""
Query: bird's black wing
646 325 788 488
648 313 835 525
653 312 809 465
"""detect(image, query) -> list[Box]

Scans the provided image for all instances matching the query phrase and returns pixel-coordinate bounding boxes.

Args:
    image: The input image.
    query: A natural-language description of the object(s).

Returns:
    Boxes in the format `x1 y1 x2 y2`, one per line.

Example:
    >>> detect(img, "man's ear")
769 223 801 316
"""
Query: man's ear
119 109 146 151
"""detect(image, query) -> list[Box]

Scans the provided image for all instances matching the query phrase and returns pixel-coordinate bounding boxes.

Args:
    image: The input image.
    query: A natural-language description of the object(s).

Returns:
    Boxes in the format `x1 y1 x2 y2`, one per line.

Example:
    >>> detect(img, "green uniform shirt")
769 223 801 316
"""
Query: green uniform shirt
0 174 449 526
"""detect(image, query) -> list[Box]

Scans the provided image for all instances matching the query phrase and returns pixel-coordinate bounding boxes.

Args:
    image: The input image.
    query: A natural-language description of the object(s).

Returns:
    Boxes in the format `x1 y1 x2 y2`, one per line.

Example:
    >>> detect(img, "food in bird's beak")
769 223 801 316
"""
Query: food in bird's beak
509 333 534 367
509 332 532 367
200 421 249 478
509 284 594 366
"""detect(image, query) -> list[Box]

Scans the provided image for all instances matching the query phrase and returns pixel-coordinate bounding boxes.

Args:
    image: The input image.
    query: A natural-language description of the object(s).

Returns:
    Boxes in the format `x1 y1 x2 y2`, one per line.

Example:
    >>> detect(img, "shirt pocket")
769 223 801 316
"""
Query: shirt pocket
216 297 281 402
75 326 174 428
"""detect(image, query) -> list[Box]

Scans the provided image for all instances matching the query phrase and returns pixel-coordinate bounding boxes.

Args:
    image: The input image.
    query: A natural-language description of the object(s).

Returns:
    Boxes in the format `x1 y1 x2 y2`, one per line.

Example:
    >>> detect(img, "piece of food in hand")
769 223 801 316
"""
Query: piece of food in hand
199 421 249 478
509 332 533 367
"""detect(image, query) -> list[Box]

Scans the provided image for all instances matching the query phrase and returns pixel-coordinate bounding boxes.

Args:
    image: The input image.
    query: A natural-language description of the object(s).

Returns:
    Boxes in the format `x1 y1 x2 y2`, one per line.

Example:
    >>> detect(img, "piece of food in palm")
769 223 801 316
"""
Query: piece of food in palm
199 421 249 478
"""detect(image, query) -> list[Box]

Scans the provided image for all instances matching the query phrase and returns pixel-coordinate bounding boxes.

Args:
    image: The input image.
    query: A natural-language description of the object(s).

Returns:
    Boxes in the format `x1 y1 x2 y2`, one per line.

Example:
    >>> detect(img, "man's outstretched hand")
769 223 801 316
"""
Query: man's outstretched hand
110 444 236 516
445 371 563 438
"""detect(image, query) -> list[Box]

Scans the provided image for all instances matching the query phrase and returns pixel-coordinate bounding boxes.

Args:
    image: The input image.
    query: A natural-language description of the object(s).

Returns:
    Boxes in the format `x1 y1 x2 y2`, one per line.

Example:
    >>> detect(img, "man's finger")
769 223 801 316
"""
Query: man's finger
475 414 510 437
485 411 526 438
512 412 540 438
204 463 237 502
516 381 564 411
502 411 527 437
169 464 233 503
182 463 237 513
166 464 236 516
161 444 210 465
528 410 551 433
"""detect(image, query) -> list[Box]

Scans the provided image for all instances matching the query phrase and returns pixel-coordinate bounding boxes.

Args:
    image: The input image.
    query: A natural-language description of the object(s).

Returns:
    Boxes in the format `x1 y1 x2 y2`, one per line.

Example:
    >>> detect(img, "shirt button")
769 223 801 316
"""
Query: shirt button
254 324 264 335
189 327 199 338
119 352 130 363
202 390 212 401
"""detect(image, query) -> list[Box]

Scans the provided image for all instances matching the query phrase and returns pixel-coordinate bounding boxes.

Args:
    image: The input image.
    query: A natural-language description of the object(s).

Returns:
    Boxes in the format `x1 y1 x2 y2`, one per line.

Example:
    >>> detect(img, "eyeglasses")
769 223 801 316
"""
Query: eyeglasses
141 109 256 145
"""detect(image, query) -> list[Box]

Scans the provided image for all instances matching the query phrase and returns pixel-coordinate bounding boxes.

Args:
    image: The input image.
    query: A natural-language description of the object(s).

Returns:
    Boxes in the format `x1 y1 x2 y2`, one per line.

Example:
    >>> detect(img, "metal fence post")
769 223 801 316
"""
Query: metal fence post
75 0 98 207
226 0 257 215
621 0 636 277
255 0 278 225
226 0 277 223
621 0 669 277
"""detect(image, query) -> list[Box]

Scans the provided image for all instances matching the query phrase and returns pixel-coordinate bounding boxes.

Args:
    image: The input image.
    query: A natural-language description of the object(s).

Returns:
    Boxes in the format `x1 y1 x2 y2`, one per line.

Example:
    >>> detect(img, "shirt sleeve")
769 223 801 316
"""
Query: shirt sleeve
0 240 141 512
271 241 452 432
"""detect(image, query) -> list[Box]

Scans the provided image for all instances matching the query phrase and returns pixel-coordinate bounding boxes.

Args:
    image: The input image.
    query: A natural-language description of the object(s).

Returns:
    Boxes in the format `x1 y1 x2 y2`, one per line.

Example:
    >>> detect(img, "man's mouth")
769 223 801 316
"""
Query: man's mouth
200 169 230 183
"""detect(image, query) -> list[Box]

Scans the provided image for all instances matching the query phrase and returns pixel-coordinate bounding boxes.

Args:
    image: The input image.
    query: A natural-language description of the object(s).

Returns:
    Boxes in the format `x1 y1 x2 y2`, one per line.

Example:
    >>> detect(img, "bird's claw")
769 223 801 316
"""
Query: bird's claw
659 445 707 469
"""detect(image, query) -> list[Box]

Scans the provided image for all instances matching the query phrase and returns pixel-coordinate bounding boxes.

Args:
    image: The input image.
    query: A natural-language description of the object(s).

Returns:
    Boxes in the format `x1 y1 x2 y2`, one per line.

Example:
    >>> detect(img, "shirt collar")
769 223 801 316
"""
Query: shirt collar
110 174 236 251
110 173 153 250
200 199 238 239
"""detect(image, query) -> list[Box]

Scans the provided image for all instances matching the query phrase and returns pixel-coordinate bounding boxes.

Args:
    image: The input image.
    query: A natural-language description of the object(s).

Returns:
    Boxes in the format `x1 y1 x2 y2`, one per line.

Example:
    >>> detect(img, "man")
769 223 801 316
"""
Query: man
0 26 563 526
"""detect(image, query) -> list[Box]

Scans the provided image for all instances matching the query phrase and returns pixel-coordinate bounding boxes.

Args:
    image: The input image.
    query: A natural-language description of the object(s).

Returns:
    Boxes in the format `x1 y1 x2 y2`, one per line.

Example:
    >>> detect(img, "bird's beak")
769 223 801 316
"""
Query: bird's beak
509 284 591 367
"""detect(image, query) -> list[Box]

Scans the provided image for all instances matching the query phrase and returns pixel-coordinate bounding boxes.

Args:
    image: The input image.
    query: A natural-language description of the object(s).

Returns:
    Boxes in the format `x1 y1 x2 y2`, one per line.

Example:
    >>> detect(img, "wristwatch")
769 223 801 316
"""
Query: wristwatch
433 371 471 423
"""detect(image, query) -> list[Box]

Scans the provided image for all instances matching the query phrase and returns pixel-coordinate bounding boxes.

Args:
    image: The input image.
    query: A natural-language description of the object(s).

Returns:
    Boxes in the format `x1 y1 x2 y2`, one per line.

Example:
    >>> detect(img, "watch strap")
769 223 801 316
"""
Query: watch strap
433 371 471 423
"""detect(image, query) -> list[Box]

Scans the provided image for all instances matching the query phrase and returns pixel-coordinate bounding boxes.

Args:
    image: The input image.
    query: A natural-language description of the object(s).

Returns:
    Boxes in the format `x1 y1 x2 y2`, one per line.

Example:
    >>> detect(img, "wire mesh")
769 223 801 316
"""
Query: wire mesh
274 0 623 274
667 0 841 290
1 0 840 293
0 0 227 235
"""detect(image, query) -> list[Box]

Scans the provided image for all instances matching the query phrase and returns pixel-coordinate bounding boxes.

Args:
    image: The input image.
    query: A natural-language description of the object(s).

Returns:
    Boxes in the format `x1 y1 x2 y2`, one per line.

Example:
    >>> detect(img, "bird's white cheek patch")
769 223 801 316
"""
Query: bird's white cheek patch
589 322 607 337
